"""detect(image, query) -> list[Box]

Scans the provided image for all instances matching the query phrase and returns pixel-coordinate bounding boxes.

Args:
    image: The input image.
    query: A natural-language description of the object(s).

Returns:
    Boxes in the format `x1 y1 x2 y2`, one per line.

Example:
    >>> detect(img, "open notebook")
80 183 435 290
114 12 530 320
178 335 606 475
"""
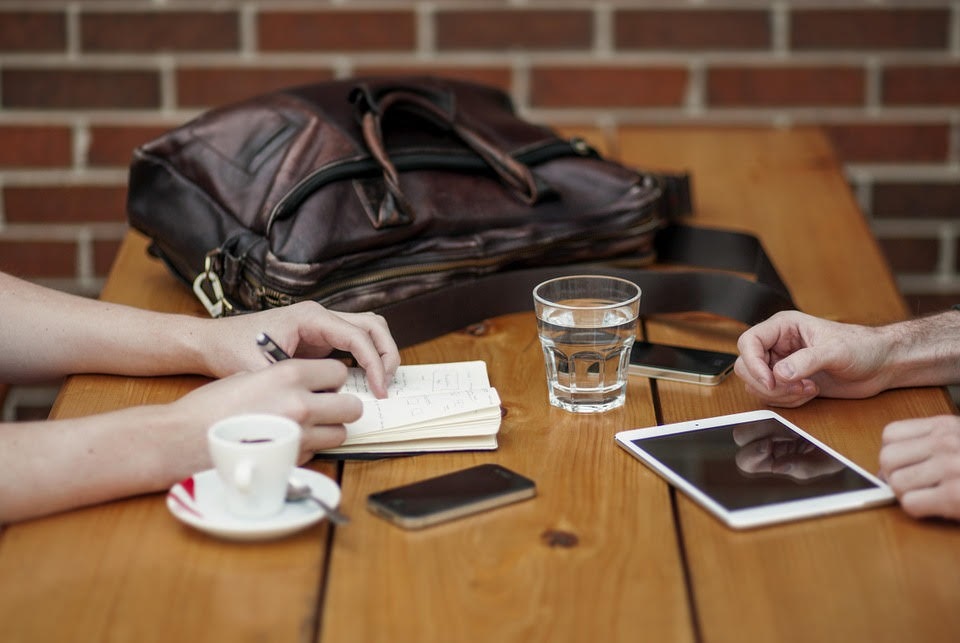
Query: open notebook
318 360 501 456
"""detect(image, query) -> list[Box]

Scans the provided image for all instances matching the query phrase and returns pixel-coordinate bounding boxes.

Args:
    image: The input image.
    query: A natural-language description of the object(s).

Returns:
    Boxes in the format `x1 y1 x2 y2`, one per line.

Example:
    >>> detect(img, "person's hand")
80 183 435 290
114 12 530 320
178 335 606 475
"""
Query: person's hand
732 421 844 480
879 415 960 521
734 311 892 407
197 301 400 398
169 358 360 464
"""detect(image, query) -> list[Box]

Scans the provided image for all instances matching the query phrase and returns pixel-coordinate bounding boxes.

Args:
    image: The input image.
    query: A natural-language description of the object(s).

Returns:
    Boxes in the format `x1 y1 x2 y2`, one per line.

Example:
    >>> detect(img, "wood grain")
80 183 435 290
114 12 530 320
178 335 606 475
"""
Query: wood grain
2 128 957 643
619 126 960 643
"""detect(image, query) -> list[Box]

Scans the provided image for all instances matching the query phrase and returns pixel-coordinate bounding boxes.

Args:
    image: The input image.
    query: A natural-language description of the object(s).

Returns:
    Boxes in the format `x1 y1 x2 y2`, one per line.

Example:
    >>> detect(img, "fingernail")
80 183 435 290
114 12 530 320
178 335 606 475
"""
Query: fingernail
777 362 796 379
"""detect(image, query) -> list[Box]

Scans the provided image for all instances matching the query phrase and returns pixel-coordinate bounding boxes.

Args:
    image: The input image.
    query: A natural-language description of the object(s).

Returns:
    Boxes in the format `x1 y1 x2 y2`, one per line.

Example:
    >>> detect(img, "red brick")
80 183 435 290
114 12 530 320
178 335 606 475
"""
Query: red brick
822 123 949 163
792 9 948 50
0 125 72 167
3 68 160 109
88 125 174 167
352 67 512 94
81 11 239 52
436 10 591 50
0 11 66 52
0 241 76 278
258 11 415 52
4 186 128 224
708 66 864 107
615 10 769 50
884 65 960 106
873 182 960 219
531 67 687 108
878 237 938 273
177 67 335 108
94 238 123 276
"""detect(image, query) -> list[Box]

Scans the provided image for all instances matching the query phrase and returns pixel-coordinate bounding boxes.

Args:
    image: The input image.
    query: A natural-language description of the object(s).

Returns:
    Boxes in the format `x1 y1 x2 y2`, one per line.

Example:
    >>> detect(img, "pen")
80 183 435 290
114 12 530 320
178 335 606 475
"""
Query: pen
257 332 291 363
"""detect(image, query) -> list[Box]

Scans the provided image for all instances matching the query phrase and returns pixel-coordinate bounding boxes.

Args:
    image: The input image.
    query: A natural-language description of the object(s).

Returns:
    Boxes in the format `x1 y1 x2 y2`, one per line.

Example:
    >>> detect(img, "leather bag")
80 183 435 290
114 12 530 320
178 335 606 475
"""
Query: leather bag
127 76 794 346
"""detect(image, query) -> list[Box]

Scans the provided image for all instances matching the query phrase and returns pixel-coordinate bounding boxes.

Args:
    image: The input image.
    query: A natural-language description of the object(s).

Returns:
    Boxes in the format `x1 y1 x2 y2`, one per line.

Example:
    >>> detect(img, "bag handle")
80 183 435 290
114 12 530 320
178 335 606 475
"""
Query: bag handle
351 85 545 225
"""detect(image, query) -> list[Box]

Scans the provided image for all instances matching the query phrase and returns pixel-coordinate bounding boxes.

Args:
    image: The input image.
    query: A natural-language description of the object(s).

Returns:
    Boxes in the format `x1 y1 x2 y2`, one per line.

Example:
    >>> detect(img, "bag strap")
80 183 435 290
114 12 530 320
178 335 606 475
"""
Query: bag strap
374 224 796 349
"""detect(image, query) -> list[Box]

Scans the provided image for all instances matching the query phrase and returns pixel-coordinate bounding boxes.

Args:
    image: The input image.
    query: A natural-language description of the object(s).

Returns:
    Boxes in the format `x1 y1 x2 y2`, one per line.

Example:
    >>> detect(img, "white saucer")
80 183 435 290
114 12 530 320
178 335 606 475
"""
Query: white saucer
166 467 342 542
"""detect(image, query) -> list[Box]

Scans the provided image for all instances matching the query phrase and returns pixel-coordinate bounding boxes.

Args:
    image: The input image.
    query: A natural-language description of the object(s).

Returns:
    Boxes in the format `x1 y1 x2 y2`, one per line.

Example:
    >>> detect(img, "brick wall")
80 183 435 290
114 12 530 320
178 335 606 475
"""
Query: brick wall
0 1 957 414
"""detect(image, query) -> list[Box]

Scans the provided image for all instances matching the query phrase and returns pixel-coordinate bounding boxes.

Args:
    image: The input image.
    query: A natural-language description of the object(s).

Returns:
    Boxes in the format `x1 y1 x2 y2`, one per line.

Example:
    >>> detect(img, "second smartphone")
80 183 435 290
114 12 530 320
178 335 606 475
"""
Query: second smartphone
629 341 737 385
367 464 536 529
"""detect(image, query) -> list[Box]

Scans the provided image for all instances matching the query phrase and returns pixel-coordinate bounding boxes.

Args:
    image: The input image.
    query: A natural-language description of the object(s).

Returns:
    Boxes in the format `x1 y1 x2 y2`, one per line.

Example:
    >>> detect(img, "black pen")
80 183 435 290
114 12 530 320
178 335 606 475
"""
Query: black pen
257 332 291 363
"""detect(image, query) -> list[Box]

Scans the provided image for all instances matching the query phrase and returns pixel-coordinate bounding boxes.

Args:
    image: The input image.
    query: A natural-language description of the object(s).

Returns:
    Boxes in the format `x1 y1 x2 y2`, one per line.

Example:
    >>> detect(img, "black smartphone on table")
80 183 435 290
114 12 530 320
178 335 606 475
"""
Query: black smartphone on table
629 341 737 385
367 464 536 529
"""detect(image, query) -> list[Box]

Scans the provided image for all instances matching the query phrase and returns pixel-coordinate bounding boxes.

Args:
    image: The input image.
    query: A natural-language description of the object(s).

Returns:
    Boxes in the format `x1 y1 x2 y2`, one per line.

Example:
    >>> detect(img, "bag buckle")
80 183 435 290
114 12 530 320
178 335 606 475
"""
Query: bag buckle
192 250 235 318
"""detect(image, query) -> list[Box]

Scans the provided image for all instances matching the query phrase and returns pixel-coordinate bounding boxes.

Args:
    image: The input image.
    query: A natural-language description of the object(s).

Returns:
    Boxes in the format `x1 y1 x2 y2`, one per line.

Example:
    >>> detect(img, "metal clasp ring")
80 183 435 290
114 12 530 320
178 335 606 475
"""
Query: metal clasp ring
192 250 234 318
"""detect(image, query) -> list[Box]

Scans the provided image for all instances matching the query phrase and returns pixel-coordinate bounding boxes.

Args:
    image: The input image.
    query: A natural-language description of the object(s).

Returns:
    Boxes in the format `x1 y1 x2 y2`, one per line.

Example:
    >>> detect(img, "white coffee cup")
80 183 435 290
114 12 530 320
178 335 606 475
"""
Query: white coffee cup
207 414 302 520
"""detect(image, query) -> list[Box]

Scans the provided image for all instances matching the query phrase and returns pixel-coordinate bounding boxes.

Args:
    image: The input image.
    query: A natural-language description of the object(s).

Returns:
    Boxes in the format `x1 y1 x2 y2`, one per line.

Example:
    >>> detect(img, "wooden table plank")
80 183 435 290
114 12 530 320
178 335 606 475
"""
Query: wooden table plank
618 126 960 643
619 126 906 325
316 126 695 643
320 318 694 643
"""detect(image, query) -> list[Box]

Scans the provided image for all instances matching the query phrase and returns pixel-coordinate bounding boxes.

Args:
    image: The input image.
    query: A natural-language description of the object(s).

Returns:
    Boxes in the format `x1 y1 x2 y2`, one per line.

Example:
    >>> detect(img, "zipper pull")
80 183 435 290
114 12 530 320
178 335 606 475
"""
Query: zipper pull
256 284 295 308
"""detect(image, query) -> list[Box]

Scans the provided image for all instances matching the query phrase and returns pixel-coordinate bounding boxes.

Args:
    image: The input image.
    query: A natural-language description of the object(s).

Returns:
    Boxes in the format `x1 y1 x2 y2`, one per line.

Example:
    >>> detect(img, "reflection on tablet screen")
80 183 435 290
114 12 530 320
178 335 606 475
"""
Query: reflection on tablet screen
631 419 879 511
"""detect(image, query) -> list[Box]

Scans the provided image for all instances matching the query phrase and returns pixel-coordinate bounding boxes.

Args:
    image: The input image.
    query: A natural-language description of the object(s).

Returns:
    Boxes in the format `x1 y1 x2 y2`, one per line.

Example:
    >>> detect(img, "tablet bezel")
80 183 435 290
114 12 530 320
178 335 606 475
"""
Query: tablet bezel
614 409 895 529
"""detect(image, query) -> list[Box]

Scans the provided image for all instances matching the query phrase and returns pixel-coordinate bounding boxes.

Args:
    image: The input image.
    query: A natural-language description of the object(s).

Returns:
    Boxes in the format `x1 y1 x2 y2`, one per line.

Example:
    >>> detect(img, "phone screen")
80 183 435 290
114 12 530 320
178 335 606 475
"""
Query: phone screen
367 464 536 529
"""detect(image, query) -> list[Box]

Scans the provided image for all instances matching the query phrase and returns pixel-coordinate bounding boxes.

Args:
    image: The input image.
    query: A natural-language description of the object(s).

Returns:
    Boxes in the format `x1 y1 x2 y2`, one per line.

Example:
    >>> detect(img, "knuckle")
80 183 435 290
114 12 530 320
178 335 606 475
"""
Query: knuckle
899 494 927 518
931 424 960 453
283 396 312 425
885 469 908 494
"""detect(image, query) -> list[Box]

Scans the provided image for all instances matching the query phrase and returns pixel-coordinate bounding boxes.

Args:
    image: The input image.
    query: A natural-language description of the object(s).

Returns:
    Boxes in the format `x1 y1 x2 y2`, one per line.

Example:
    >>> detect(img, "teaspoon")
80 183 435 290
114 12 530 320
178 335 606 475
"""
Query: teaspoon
286 477 350 525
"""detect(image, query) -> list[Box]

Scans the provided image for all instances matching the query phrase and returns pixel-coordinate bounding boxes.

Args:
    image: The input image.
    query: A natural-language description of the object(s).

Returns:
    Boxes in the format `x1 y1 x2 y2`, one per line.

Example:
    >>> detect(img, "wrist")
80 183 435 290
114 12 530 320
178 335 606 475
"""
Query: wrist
880 311 960 389
138 400 212 489
168 315 219 377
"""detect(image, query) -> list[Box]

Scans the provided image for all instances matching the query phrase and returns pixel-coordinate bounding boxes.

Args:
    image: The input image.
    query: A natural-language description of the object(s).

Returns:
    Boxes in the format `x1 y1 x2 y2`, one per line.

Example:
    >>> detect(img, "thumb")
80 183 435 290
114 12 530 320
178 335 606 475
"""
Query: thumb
772 347 825 383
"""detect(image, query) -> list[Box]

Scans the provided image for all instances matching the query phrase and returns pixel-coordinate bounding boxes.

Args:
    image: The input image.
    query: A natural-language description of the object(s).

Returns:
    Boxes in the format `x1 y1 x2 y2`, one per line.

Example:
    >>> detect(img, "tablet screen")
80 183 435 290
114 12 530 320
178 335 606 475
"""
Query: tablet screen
628 417 879 511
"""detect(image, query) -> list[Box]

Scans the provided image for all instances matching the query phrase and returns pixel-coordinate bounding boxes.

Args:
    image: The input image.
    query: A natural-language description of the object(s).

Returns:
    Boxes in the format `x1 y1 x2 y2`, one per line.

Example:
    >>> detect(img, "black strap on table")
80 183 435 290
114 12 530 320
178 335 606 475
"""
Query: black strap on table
375 224 796 349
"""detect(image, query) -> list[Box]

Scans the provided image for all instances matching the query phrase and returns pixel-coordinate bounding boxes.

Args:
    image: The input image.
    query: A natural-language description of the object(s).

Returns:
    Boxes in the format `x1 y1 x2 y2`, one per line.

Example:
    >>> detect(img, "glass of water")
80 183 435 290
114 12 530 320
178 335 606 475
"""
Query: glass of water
533 275 641 413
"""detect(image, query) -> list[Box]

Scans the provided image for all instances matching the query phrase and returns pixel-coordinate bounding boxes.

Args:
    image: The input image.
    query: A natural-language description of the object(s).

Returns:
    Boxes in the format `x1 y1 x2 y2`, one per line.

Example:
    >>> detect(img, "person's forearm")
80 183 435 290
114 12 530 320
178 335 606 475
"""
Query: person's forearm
0 403 204 524
880 310 960 389
0 272 211 382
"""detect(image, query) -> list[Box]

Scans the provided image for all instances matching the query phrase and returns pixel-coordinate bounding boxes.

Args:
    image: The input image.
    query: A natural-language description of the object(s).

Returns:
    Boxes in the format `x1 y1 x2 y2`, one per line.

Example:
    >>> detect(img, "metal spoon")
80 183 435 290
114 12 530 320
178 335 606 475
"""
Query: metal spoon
286 477 350 525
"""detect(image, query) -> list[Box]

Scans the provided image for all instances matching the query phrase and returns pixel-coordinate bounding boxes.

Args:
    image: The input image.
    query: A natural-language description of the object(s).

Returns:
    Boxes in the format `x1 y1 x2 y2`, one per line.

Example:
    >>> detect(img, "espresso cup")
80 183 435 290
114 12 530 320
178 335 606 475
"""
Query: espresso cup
207 414 302 520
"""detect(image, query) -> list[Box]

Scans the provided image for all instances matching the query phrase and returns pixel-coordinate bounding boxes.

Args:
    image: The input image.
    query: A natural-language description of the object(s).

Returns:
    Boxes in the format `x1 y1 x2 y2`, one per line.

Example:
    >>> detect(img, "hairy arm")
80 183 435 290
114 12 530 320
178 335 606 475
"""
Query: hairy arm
735 310 960 407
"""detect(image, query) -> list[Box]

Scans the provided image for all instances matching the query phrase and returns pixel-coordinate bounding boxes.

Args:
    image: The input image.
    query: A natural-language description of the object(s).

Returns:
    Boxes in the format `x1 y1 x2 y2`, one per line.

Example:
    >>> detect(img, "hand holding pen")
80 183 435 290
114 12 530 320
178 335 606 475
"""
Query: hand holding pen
256 327 396 399
257 333 352 525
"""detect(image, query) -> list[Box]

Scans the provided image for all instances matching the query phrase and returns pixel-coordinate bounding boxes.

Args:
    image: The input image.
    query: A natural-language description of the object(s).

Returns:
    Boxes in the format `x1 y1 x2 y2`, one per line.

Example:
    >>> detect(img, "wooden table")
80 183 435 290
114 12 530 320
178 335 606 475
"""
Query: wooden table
2 128 958 643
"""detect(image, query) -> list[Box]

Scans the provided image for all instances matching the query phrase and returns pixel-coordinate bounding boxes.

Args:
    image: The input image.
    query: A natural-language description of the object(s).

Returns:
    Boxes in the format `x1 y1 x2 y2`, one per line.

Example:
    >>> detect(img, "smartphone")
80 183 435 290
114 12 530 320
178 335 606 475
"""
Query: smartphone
629 341 737 385
367 464 536 529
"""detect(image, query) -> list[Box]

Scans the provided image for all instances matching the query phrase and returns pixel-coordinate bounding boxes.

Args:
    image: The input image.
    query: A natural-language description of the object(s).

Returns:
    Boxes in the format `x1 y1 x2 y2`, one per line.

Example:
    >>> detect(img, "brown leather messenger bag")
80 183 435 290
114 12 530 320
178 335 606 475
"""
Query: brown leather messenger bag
126 76 795 347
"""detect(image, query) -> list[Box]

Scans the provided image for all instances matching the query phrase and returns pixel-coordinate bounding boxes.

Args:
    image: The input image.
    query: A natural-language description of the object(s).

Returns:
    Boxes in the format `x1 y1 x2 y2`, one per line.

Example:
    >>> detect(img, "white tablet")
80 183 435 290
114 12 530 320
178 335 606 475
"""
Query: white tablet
615 410 895 529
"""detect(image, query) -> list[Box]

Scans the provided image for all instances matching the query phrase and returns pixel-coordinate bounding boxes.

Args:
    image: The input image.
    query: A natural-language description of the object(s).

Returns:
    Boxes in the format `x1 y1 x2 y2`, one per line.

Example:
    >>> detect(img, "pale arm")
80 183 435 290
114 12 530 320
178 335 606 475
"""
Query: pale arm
0 360 360 524
0 271 399 396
